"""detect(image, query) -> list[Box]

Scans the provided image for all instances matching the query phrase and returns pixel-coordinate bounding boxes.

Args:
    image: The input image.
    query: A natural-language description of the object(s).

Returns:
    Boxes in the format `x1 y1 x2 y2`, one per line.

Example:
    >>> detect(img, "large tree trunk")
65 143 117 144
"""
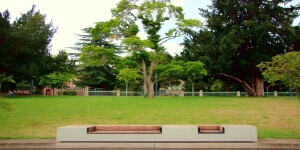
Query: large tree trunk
252 77 264 97
146 60 156 98
147 78 155 98
142 59 148 96
225 81 230 92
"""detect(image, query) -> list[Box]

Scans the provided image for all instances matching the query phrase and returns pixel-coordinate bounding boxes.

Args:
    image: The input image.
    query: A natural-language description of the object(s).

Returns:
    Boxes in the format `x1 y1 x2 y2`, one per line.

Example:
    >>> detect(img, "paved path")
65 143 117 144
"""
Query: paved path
0 139 300 149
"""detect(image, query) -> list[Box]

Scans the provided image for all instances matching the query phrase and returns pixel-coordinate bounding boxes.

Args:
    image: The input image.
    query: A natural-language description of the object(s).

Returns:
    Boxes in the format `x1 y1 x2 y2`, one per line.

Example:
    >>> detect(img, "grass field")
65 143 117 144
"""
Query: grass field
0 96 299 139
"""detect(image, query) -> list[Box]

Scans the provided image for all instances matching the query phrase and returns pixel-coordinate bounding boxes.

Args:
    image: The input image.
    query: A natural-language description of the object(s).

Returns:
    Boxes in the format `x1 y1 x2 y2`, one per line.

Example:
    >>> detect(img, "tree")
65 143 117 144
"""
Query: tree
91 0 201 98
39 72 74 96
78 45 119 89
117 68 141 96
16 81 30 95
182 0 299 96
74 25 120 89
0 6 56 79
0 73 15 92
52 51 76 74
156 61 207 95
184 61 207 95
257 51 300 97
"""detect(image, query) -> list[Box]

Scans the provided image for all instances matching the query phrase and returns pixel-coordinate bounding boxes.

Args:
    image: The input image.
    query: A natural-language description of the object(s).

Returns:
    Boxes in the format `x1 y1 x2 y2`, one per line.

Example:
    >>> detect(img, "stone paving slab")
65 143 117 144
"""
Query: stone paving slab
0 139 300 149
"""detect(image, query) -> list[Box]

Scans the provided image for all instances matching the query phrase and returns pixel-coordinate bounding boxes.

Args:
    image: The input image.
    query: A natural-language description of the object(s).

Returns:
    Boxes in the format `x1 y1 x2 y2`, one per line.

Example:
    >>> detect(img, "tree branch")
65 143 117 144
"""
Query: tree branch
158 31 183 45
215 73 256 96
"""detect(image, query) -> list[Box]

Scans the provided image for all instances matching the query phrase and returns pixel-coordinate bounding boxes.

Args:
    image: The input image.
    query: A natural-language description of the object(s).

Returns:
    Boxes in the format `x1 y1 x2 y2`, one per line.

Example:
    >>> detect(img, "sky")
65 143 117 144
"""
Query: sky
0 0 299 56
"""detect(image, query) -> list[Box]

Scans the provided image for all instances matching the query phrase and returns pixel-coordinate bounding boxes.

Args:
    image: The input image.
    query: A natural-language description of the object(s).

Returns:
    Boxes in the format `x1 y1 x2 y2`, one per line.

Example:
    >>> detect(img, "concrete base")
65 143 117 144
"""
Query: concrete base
56 141 258 149
1 139 300 149
57 125 257 142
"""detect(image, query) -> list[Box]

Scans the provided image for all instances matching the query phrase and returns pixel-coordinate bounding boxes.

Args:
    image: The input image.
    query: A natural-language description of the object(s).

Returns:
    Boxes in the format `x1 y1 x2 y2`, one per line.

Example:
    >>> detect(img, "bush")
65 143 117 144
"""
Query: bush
58 90 77 96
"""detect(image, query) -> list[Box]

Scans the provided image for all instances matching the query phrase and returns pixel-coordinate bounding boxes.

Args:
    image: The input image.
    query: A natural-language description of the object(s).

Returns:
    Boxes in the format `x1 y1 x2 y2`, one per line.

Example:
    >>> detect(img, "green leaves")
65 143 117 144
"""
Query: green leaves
0 5 56 78
257 51 300 90
16 81 30 91
117 67 141 84
176 19 202 29
39 72 74 89
157 60 207 82
122 36 153 51
80 45 115 67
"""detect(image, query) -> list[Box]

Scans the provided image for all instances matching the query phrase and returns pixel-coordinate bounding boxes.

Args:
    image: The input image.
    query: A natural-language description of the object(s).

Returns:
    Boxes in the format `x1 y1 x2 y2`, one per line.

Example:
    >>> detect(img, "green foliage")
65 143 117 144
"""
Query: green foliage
157 61 207 83
77 41 118 89
0 74 15 83
39 72 74 89
0 73 15 91
182 0 299 95
210 80 225 91
16 81 30 91
90 0 202 97
117 68 141 84
258 51 300 92
117 67 141 96
80 45 116 68
184 61 207 81
122 36 153 51
0 5 56 78
57 90 77 96
75 26 119 89
52 51 76 74
157 60 185 79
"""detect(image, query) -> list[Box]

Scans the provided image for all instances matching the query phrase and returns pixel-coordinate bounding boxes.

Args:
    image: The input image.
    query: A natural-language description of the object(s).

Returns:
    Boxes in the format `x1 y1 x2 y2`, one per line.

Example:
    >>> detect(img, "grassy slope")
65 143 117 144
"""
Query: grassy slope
0 96 299 139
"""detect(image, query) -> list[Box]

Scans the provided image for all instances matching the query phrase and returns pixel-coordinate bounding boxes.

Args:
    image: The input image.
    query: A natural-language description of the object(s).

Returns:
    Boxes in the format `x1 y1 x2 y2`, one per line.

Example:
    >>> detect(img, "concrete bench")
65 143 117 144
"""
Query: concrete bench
57 125 257 142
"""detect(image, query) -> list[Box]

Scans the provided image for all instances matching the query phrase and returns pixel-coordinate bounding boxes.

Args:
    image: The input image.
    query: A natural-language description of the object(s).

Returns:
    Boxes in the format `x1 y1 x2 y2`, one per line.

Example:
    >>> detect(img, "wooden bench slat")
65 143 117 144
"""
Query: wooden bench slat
198 126 224 134
88 130 162 134
94 126 161 131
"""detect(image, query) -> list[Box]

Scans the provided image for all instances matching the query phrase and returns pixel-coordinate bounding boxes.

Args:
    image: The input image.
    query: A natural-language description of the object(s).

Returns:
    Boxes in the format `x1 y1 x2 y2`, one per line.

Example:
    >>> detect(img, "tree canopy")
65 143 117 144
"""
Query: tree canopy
89 0 201 98
182 0 299 96
117 67 141 96
0 5 56 79
257 51 300 96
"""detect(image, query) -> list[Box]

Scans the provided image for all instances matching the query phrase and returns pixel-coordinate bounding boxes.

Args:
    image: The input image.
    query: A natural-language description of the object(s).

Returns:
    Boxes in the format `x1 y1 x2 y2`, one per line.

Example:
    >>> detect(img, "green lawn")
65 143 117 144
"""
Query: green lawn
0 96 299 139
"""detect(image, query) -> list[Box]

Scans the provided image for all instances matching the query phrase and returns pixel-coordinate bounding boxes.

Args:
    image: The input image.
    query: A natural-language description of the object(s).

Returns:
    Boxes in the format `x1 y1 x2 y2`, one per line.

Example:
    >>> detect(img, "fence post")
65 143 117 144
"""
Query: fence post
199 90 203 97
117 89 121 96
84 86 89 96
274 91 278 97
237 91 241 97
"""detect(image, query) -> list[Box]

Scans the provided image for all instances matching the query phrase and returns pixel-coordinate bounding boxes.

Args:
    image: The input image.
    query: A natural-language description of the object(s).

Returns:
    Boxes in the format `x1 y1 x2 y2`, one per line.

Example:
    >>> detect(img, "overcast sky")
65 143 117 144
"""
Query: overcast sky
1 0 299 56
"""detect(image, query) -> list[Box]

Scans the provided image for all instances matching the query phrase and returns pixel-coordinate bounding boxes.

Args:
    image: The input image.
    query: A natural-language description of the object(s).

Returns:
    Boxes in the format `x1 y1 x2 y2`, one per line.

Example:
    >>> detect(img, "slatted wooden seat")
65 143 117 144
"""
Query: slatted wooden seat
87 126 162 134
198 125 224 134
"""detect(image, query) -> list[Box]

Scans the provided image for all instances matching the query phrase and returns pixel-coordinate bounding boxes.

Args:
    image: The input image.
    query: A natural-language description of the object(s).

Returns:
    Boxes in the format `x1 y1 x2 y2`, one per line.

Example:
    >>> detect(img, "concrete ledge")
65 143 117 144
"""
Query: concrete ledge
0 139 56 149
259 139 300 148
1 139 300 149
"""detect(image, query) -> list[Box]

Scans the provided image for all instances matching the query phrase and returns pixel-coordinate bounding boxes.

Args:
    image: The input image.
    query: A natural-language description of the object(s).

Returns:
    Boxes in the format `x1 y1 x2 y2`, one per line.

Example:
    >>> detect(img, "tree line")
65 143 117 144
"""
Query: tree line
0 0 299 98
